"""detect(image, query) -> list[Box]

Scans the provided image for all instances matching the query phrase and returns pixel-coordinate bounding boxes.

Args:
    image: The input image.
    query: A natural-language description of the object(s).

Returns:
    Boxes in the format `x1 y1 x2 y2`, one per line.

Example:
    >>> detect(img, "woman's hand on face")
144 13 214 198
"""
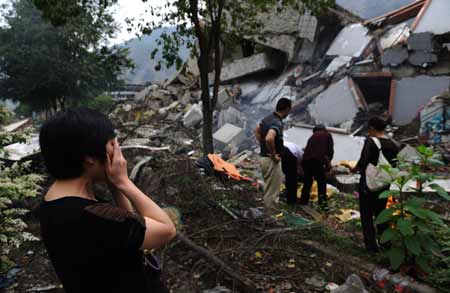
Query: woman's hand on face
106 139 129 188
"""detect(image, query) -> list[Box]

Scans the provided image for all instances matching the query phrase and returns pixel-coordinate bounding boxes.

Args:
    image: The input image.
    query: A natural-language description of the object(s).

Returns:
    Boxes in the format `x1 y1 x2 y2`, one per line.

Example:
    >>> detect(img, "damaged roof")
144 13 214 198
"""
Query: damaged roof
413 0 450 35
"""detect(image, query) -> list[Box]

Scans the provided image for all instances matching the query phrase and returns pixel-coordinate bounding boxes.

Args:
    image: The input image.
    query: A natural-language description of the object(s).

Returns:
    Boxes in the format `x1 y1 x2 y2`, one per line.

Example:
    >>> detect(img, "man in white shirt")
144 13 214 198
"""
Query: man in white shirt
281 141 303 205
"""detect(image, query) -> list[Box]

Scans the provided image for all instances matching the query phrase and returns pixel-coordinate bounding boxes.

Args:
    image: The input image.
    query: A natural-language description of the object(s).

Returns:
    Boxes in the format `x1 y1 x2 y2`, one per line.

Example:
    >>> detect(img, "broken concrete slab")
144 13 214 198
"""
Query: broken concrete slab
218 107 245 129
392 75 450 125
325 56 352 76
380 23 410 50
298 10 318 42
183 103 203 128
407 32 434 52
284 125 365 164
258 34 298 61
2 118 31 132
0 135 40 161
381 47 408 67
308 77 361 126
408 51 437 67
414 0 450 35
213 123 245 151
216 88 233 110
326 23 373 58
218 52 282 82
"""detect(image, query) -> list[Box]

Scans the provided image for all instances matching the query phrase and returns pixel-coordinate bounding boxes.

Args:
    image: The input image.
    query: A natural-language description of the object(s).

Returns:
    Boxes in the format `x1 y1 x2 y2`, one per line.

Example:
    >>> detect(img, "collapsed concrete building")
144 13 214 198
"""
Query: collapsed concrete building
207 0 450 156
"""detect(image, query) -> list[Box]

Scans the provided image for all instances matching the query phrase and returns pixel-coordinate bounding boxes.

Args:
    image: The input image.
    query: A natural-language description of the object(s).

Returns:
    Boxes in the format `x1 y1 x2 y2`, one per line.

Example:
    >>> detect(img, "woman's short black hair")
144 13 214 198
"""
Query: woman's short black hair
39 108 116 180
276 98 292 112
368 117 388 131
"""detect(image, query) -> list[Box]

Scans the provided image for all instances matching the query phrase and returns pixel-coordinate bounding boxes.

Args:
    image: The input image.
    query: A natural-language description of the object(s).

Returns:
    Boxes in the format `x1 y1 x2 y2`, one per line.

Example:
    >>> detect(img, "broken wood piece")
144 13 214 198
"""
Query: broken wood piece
177 233 257 292
299 205 323 222
217 202 239 220
130 156 152 182
264 223 323 234
121 145 170 152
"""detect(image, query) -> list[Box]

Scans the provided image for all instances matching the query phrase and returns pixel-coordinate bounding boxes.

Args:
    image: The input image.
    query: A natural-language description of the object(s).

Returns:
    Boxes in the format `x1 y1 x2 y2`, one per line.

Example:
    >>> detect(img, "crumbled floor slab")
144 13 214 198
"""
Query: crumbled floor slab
307 77 361 126
326 23 373 58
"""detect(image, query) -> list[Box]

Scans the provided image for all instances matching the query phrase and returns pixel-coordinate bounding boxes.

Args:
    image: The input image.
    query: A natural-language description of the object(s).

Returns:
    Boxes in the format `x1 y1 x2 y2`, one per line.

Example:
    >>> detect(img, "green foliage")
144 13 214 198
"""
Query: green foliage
0 106 44 273
0 0 132 112
427 227 450 291
81 94 115 113
375 146 450 271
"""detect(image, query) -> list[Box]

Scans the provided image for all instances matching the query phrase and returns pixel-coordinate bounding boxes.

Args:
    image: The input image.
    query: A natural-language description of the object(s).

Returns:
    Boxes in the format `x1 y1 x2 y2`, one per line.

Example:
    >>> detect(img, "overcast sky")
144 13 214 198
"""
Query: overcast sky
0 0 168 44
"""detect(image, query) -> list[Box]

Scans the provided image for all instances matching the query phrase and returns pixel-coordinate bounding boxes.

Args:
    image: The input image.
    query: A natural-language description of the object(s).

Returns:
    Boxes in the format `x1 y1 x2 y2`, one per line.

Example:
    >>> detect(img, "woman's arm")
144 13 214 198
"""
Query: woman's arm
106 139 176 249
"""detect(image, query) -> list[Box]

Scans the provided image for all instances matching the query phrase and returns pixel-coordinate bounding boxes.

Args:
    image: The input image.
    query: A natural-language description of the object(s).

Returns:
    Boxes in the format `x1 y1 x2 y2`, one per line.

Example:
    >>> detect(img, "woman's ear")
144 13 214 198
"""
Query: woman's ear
84 156 96 166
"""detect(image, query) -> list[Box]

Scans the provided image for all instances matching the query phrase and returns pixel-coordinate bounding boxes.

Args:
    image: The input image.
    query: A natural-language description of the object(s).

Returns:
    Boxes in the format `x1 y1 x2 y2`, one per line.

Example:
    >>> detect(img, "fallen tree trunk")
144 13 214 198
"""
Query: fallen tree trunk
176 233 257 292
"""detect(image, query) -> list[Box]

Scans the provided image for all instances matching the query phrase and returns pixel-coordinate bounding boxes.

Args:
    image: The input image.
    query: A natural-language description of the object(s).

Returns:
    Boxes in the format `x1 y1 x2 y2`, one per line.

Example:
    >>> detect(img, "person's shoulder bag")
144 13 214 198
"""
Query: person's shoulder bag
365 137 392 192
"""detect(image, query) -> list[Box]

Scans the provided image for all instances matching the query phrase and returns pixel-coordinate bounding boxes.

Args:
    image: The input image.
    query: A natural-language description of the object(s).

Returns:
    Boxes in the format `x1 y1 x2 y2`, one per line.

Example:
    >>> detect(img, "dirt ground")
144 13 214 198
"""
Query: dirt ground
2 153 390 293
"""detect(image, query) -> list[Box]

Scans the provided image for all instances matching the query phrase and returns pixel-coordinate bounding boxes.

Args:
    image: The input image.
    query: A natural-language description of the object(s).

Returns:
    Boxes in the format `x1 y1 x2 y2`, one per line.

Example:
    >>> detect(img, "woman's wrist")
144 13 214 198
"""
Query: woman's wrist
115 178 134 193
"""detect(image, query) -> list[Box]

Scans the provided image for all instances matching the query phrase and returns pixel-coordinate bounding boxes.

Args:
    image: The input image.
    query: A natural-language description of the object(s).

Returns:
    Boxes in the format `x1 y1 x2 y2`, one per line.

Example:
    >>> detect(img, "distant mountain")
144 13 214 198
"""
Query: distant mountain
121 27 191 85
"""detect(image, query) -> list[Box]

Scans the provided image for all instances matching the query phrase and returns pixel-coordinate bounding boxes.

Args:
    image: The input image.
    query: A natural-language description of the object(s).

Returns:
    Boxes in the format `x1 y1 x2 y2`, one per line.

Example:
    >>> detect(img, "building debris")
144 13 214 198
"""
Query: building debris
413 0 450 35
2 118 31 132
308 77 363 126
183 103 203 128
392 76 450 125
326 23 373 58
0 135 40 161
213 123 245 151
381 47 409 67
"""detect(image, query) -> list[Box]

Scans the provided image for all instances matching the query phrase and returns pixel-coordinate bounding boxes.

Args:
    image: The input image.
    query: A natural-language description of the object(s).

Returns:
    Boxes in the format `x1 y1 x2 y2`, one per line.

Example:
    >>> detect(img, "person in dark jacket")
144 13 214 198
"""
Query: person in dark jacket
299 125 334 209
351 117 400 253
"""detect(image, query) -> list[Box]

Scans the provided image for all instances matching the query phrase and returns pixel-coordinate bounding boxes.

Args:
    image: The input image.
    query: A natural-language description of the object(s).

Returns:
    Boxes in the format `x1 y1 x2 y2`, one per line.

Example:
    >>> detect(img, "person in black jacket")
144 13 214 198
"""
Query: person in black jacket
350 117 400 253
299 125 334 210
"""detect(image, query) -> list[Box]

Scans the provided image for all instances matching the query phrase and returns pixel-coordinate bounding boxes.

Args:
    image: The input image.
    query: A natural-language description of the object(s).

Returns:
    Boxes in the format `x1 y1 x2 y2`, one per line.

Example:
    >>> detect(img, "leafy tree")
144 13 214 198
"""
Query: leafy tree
31 0 334 154
0 0 132 113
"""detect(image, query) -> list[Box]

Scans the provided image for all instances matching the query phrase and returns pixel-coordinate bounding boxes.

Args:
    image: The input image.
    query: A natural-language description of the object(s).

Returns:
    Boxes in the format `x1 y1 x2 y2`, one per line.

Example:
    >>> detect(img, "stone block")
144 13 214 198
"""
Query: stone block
218 107 245 128
213 123 245 151
183 103 203 128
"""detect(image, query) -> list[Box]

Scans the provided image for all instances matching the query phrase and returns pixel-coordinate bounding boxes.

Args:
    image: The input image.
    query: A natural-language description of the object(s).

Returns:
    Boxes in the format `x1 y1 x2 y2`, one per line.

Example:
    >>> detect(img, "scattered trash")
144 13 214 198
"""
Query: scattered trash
305 274 327 288
331 274 368 293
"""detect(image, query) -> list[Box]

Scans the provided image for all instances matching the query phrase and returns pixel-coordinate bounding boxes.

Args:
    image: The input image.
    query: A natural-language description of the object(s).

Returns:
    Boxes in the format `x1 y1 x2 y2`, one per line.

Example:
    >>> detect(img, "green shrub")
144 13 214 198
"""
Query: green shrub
375 146 450 272
0 106 44 272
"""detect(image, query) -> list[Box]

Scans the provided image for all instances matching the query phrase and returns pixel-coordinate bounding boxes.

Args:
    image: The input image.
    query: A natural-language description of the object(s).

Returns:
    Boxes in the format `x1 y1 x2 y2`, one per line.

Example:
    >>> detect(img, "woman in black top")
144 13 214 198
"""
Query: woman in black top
351 117 400 252
39 108 176 292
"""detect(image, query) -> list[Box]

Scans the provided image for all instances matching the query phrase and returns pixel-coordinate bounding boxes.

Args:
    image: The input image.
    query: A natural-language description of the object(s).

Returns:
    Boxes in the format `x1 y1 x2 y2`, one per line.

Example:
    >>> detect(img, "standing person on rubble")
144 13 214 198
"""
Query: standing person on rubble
350 117 400 253
299 125 334 210
254 98 292 213
282 141 304 205
38 108 176 293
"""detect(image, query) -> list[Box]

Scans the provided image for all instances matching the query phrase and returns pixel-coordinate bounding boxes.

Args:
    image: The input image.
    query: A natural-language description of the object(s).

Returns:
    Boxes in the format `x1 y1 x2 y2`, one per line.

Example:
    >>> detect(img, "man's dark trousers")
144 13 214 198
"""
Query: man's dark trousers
281 147 298 205
300 159 326 205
